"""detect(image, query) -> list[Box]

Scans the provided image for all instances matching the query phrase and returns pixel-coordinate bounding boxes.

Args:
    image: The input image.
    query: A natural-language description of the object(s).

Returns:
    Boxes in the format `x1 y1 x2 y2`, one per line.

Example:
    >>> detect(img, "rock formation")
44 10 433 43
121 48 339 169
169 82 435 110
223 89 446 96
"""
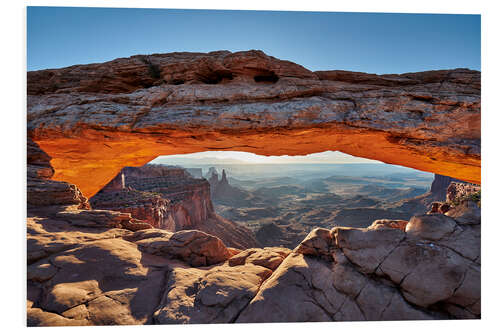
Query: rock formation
392 174 465 216
27 142 481 326
27 50 480 198
90 164 258 249
28 190 480 325
26 50 481 326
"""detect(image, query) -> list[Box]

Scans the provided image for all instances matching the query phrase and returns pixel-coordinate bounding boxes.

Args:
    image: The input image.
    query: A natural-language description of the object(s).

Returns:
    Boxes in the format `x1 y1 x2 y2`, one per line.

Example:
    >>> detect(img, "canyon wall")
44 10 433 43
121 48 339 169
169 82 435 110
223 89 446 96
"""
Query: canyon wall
90 164 258 249
26 50 481 326
27 50 480 198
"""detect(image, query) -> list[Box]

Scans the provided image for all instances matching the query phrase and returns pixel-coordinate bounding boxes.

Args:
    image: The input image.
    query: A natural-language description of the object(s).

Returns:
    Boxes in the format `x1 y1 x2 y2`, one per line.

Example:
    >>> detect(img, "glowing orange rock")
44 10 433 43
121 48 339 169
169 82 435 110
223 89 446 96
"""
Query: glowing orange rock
27 50 480 198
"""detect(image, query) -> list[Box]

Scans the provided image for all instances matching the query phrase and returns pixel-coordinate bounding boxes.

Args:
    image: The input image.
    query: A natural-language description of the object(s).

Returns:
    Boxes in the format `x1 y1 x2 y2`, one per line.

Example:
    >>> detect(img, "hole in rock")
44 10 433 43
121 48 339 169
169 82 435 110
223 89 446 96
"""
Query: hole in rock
198 70 234 84
90 151 437 250
253 70 279 83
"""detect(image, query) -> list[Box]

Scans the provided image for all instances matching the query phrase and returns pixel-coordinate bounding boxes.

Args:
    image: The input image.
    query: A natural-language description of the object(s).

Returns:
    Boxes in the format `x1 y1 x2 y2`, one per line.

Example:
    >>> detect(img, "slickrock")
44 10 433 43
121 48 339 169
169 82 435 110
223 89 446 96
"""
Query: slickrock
27 192 481 325
30 238 169 325
446 200 481 225
28 50 480 198
55 209 131 228
367 219 408 231
136 229 231 267
154 263 273 324
237 201 480 322
405 214 457 240
228 247 291 270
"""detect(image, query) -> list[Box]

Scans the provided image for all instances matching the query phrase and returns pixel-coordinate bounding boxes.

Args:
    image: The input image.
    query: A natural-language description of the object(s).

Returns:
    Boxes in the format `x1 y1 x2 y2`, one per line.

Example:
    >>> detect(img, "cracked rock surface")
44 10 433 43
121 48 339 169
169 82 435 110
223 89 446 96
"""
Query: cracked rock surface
28 50 480 198
27 137 480 326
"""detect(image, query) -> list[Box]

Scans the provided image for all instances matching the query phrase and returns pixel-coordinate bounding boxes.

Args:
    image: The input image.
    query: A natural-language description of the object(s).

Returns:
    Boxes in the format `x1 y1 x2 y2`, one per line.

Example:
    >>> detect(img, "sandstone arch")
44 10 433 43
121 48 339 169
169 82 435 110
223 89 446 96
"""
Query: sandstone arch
27 50 480 198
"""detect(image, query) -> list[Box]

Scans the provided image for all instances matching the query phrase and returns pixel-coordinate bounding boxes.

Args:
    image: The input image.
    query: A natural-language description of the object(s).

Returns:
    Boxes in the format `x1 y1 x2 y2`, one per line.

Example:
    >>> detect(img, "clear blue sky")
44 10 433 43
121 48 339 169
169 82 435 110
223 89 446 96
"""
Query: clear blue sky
27 7 480 73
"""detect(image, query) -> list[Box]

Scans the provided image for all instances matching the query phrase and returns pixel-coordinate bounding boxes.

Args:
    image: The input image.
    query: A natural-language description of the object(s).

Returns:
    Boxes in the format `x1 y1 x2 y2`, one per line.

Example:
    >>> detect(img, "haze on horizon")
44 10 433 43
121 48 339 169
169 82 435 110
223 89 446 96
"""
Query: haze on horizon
151 150 383 165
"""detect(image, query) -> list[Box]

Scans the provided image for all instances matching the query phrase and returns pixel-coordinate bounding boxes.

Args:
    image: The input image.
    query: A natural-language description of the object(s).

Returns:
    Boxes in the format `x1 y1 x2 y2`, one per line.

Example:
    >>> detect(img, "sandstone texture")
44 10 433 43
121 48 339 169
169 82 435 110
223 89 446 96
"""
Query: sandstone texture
28 189 481 325
27 50 480 198
90 164 258 249
27 50 481 326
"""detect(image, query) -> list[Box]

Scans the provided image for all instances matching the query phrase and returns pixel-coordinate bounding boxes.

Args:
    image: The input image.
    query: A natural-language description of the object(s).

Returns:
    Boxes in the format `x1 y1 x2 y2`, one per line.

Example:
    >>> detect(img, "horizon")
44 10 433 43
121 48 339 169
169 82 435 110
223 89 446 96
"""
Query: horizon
150 151 385 166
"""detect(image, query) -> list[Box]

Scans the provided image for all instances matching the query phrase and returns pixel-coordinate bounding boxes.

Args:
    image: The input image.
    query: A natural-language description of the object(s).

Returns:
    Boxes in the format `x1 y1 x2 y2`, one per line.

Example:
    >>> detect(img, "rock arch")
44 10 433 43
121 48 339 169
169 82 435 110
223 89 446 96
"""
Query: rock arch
27 50 480 198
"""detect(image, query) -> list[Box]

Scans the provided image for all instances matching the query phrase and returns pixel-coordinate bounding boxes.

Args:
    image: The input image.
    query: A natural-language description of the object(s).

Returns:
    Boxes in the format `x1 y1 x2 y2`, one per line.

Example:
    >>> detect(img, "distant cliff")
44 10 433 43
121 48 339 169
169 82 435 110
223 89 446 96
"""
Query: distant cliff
90 164 258 249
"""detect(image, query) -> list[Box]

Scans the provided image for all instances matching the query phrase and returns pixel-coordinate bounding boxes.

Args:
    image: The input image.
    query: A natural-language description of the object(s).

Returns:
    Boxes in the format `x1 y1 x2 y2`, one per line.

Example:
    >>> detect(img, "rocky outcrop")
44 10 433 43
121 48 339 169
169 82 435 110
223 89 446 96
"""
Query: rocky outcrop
237 209 480 322
207 168 244 203
89 188 174 229
27 137 89 209
28 197 480 326
393 174 465 216
27 50 480 198
447 182 481 205
92 165 214 229
26 50 481 326
90 164 258 249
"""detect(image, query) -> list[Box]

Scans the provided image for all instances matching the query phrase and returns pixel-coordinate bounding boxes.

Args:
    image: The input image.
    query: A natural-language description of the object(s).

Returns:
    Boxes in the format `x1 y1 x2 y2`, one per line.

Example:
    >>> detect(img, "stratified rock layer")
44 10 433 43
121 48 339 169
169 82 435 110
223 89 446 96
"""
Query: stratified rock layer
28 50 480 198
90 164 258 249
28 198 480 326
27 135 480 325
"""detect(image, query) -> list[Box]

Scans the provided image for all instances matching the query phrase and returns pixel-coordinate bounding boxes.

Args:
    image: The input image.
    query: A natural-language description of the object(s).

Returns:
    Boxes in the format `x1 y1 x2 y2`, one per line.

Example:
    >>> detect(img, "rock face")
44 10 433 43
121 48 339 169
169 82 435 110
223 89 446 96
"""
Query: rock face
207 168 242 202
26 137 481 324
27 50 480 198
90 164 258 249
393 174 464 216
28 198 480 326
27 137 89 209
447 182 481 205
236 212 480 322
92 165 213 230
26 50 481 326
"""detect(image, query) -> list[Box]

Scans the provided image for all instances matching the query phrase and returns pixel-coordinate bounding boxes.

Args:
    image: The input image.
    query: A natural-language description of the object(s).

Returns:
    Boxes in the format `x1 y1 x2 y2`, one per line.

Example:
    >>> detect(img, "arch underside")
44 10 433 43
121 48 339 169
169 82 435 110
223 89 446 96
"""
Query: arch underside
27 51 481 197
34 123 480 198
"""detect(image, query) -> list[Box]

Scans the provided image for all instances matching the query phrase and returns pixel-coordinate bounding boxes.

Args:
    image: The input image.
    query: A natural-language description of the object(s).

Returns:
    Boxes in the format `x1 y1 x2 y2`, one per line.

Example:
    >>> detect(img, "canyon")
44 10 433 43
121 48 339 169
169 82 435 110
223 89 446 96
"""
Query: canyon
90 164 257 249
27 50 481 325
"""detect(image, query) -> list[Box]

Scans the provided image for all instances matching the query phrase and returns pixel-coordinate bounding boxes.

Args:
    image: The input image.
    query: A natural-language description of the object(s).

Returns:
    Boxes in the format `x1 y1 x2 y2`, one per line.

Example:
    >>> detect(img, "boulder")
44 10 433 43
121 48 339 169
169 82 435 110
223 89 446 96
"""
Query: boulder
136 229 231 266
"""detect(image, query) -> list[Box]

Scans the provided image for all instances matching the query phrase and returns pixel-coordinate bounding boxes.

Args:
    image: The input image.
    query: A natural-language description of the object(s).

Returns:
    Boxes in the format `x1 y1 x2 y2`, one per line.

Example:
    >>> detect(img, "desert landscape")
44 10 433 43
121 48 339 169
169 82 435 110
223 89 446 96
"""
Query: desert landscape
26 49 481 325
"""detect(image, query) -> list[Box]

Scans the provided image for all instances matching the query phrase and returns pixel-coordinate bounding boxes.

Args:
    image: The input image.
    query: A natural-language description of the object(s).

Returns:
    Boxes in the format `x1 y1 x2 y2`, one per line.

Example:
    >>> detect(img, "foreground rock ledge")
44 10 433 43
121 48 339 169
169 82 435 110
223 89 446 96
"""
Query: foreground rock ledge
28 50 480 197
28 201 480 325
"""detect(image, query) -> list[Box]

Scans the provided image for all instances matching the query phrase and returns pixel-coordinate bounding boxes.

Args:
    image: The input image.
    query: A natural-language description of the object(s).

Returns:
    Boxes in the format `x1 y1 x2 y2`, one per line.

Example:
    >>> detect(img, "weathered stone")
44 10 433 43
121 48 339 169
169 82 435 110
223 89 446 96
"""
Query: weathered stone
446 200 481 225
405 214 457 240
154 263 272 324
121 218 153 231
55 209 131 228
28 238 168 326
294 227 334 260
27 178 89 208
136 229 231 266
367 219 408 231
228 247 291 270
379 242 468 307
236 253 338 322
334 227 405 273
27 215 131 264
28 51 480 199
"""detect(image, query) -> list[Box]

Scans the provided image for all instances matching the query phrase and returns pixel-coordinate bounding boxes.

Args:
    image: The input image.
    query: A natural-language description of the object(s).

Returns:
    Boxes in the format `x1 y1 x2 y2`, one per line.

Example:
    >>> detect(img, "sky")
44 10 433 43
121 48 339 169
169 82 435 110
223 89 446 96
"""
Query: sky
27 7 480 73
27 7 480 165
151 151 381 165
